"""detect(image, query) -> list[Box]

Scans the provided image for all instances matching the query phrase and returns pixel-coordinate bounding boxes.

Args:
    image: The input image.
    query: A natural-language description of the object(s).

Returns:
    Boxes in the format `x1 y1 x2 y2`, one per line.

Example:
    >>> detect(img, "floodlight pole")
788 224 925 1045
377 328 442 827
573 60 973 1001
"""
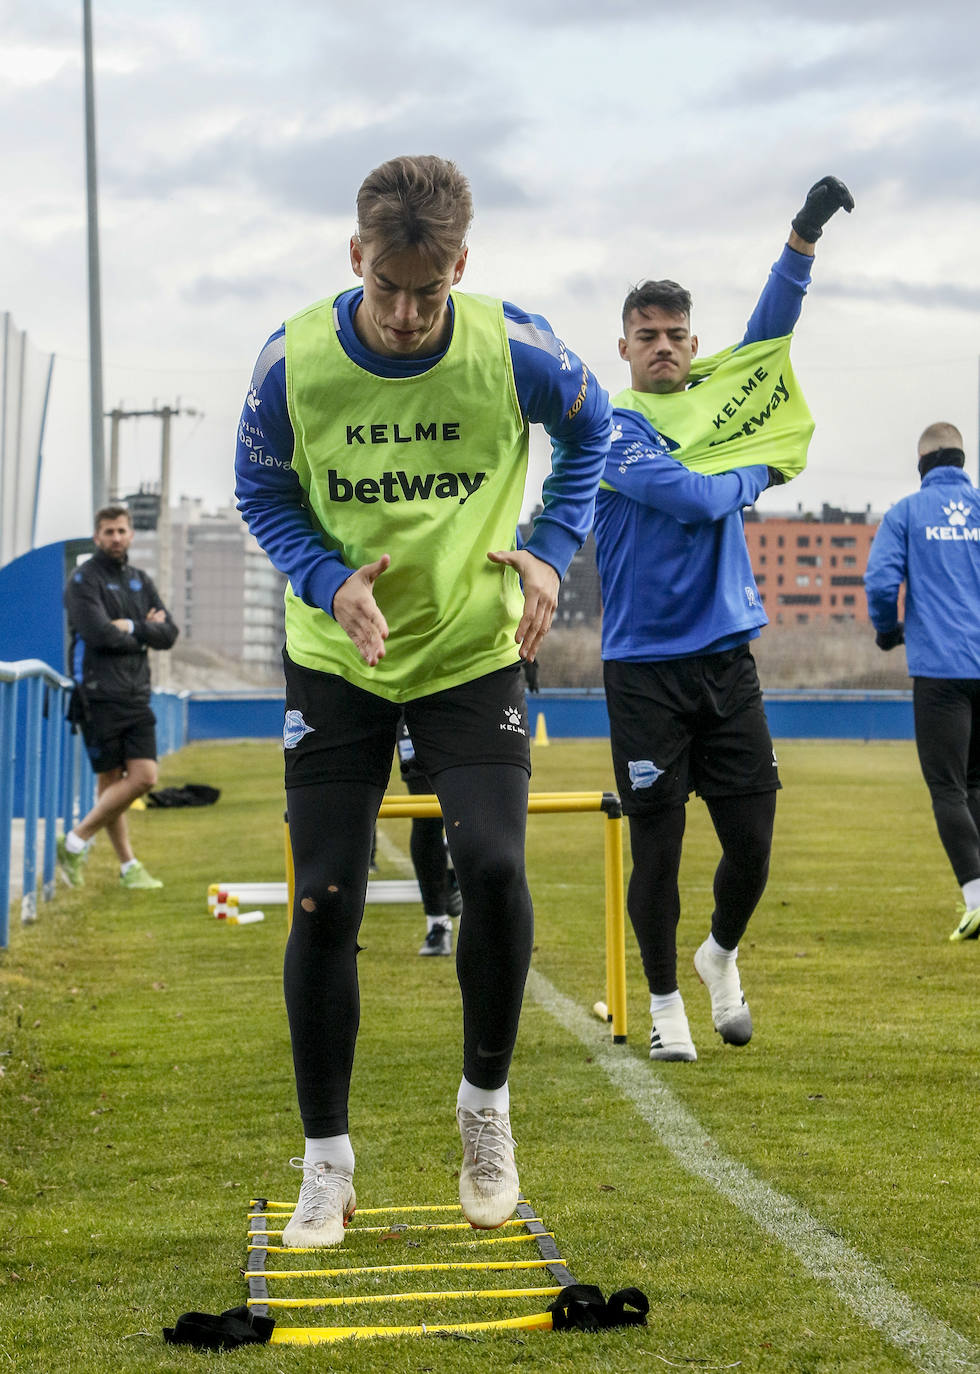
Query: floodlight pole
83 0 107 517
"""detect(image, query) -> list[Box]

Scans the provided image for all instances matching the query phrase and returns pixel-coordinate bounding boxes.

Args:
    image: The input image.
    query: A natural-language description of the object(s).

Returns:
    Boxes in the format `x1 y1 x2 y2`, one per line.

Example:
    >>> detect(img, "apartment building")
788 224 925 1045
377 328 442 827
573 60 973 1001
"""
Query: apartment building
127 496 287 679
743 505 878 625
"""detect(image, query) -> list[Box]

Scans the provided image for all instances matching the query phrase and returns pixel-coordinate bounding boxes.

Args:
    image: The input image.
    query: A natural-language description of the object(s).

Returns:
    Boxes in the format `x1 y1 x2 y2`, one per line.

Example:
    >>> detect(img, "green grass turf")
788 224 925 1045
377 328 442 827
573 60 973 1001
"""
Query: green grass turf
1 737 978 1372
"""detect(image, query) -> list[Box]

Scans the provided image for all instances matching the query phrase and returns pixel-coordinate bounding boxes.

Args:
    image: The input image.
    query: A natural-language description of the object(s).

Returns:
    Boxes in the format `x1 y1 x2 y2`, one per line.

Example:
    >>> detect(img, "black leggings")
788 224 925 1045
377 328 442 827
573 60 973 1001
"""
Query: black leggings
284 764 533 1136
913 677 980 886
406 774 453 914
626 791 776 996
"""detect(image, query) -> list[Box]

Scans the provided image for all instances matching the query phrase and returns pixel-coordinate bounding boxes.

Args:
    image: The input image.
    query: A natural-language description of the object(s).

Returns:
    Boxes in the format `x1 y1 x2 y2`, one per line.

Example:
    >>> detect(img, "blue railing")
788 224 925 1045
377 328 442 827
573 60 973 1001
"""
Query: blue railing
0 659 93 946
0 660 188 949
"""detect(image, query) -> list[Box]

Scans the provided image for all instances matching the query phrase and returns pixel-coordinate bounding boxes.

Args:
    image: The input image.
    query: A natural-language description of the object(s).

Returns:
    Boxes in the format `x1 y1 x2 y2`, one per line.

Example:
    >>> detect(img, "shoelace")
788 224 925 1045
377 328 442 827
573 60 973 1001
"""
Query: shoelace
286 1158 353 1223
287 1157 351 1196
460 1113 517 1179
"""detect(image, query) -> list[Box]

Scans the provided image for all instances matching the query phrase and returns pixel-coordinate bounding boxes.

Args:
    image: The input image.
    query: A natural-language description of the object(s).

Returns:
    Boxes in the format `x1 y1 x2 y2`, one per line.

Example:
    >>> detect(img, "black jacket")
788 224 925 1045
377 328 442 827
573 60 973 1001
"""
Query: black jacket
64 549 179 704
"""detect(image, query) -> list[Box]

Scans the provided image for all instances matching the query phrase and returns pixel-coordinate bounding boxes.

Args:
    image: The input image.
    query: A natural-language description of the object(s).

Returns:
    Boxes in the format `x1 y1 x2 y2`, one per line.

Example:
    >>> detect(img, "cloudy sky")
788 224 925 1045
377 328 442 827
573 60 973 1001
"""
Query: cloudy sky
5 0 980 547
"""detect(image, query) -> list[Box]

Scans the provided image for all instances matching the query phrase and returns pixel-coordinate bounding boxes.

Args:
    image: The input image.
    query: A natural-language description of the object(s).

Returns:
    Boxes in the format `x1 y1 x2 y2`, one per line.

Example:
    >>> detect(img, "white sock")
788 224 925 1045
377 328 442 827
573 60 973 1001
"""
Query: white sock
650 990 683 1015
706 933 737 960
426 914 452 933
120 858 139 875
961 879 980 911
304 1134 355 1174
457 1075 509 1116
65 831 87 855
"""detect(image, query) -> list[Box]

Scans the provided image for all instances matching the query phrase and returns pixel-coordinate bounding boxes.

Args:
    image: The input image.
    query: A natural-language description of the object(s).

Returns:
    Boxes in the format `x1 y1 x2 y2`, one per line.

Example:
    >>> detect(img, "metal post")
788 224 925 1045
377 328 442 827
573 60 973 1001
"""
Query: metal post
82 0 107 517
0 681 17 949
42 686 62 902
108 407 121 500
21 676 43 925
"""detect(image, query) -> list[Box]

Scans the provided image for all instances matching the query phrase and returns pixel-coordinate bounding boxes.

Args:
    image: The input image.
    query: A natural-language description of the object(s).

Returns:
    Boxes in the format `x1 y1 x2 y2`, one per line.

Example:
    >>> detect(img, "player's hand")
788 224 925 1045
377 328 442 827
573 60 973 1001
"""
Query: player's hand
332 555 391 666
487 548 559 662
791 176 854 242
875 622 905 652
146 608 167 623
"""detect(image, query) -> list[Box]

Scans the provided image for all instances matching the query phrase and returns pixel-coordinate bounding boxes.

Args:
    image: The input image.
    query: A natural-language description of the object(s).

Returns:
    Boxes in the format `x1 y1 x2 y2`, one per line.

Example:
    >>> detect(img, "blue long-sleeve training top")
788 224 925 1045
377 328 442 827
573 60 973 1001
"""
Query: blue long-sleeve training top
865 465 980 679
594 244 813 662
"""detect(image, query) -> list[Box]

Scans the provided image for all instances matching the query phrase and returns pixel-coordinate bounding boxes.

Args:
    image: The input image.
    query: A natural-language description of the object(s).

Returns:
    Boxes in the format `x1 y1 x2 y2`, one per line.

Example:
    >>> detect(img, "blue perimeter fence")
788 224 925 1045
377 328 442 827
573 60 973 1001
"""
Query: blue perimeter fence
0 669 915 949
0 660 186 948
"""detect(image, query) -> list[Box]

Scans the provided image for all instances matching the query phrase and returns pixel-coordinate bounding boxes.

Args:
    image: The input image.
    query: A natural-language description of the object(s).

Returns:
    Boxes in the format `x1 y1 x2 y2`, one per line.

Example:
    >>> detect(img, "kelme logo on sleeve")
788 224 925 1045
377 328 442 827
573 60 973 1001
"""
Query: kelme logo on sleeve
326 469 486 505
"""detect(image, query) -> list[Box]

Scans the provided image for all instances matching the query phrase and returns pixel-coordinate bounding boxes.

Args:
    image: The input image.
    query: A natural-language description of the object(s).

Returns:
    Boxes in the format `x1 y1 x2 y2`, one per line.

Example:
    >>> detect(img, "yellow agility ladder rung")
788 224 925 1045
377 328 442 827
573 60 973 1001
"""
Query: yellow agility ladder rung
251 1216 537 1237
269 1311 555 1343
252 1258 559 1280
250 1201 463 1215
251 1284 564 1309
251 1231 553 1254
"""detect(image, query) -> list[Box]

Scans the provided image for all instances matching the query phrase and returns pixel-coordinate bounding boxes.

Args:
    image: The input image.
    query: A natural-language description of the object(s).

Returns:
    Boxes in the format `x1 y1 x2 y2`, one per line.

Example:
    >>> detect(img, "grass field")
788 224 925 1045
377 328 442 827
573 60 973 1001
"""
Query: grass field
1 737 977 1373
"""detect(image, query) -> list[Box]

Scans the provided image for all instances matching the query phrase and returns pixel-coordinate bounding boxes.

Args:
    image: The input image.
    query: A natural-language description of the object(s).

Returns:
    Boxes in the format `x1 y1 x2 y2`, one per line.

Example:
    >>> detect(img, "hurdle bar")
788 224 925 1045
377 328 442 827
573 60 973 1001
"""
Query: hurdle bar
282 790 628 1042
376 791 627 1043
245 1197 577 1343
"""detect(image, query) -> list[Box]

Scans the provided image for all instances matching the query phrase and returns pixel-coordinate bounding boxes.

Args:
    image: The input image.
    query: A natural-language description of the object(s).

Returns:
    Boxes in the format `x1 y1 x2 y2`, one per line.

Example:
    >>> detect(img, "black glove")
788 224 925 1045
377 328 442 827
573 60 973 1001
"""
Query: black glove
766 467 787 488
875 623 905 651
792 176 854 242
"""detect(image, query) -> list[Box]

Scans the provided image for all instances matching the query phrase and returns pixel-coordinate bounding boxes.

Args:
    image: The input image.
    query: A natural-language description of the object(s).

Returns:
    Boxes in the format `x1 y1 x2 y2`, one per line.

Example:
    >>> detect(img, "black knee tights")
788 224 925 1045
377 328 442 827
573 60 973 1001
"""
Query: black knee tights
435 764 533 1090
705 791 776 950
626 792 775 995
626 806 686 996
283 766 533 1135
284 780 381 1137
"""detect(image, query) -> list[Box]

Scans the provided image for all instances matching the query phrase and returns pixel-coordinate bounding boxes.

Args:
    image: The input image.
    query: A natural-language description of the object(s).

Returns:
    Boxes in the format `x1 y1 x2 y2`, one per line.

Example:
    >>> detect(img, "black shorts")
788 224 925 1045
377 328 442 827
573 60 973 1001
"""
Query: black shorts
282 655 531 791
604 645 780 816
81 699 158 775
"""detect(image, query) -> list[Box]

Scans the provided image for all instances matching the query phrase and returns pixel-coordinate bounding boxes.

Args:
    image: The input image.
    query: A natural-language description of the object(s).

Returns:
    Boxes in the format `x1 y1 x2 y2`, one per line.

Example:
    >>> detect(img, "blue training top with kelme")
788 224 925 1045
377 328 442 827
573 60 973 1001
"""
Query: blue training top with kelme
865 466 980 679
594 244 813 662
235 288 610 700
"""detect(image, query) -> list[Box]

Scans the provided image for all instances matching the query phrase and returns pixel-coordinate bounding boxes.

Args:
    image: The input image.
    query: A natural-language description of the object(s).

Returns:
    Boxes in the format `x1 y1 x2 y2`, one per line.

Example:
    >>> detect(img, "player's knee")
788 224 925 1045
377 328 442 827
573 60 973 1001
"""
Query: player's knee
459 847 525 899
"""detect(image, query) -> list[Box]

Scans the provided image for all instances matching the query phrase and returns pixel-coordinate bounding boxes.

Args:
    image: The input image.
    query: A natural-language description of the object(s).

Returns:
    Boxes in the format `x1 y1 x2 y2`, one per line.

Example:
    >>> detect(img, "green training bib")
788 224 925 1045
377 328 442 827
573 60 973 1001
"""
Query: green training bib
612 334 813 479
283 291 529 703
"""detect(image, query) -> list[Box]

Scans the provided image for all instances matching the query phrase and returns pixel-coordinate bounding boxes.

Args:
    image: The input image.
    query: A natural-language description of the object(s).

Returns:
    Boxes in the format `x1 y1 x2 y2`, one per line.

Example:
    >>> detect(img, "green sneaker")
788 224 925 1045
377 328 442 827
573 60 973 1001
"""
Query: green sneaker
120 860 163 890
950 904 980 941
56 835 86 888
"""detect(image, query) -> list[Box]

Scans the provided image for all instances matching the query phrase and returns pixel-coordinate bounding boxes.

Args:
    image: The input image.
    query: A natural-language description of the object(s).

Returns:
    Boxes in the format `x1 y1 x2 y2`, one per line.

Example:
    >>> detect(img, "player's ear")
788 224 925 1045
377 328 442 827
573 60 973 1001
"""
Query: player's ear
618 337 629 361
690 334 699 359
451 247 468 285
350 237 364 278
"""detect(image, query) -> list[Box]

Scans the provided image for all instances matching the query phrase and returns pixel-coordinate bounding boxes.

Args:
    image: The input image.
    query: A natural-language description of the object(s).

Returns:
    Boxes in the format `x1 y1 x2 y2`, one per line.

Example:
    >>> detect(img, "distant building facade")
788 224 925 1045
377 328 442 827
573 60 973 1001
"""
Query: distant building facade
743 503 879 625
128 497 287 679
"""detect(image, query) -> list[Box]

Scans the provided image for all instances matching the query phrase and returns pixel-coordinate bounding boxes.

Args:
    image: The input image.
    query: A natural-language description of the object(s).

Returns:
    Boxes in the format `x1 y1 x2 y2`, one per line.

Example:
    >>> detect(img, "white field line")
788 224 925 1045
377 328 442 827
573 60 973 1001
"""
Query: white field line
526 969 980 1374
373 824 415 876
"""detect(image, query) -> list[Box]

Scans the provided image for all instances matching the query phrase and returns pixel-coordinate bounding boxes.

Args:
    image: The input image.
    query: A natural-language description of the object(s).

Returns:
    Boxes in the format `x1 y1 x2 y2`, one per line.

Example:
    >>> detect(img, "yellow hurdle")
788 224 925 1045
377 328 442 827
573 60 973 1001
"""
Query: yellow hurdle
284 790 627 1042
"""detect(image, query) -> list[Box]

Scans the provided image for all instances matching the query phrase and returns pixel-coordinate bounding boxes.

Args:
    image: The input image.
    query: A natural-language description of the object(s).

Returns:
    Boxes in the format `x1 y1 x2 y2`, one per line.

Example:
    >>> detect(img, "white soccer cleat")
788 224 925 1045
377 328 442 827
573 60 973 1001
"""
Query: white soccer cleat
649 1000 697 1061
457 1106 519 1229
694 939 753 1046
281 1159 356 1247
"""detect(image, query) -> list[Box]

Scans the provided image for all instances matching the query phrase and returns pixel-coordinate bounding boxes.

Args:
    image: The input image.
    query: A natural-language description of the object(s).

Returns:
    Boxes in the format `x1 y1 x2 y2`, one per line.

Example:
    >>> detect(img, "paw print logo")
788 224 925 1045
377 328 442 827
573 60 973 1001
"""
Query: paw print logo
944 499 971 526
504 706 523 727
246 386 261 412
611 423 623 444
